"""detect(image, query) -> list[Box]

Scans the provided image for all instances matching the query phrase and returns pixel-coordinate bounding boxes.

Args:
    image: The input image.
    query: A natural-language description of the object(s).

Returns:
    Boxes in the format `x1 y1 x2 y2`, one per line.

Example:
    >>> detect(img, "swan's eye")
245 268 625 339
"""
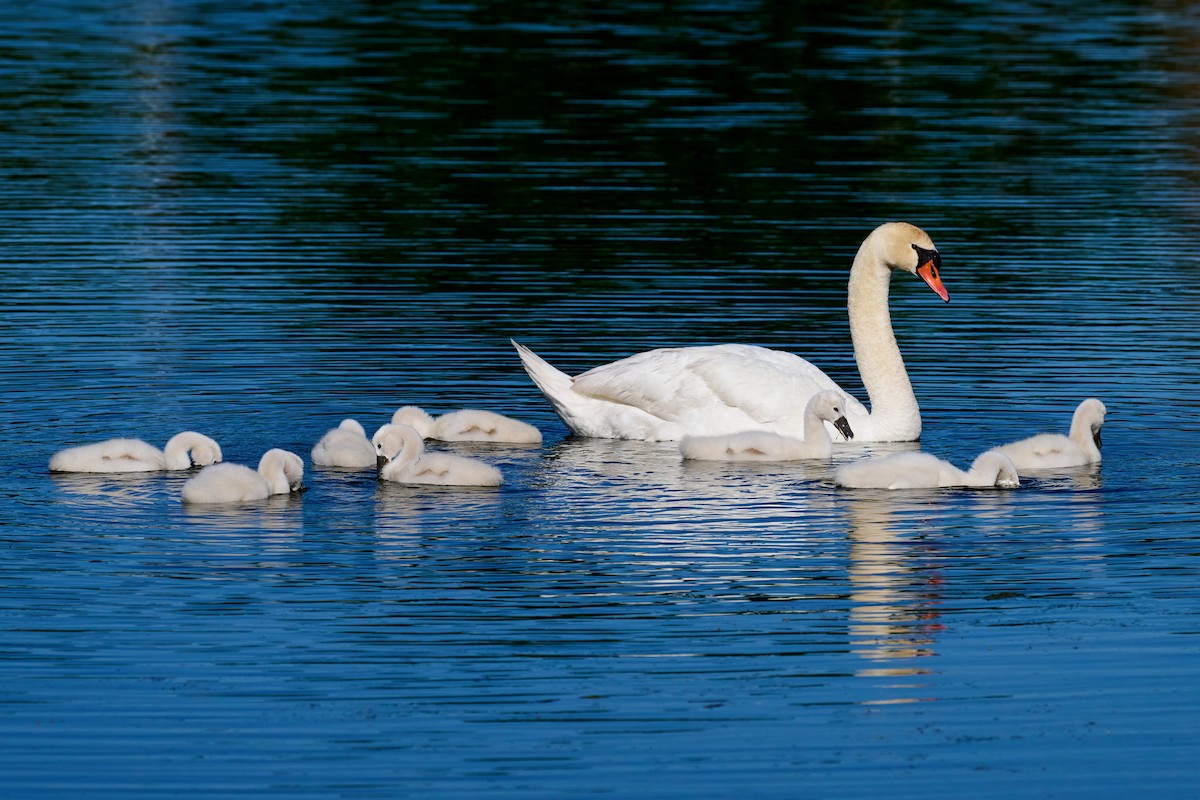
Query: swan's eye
912 244 941 277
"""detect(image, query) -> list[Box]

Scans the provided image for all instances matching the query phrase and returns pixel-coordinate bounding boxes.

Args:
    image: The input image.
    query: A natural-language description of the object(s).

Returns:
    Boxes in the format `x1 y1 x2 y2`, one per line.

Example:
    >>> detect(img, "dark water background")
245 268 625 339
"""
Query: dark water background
2 1 1199 797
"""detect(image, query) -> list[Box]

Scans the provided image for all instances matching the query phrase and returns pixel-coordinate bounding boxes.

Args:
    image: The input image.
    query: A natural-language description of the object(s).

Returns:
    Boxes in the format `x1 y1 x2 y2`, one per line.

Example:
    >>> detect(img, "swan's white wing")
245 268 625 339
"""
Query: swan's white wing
571 344 863 430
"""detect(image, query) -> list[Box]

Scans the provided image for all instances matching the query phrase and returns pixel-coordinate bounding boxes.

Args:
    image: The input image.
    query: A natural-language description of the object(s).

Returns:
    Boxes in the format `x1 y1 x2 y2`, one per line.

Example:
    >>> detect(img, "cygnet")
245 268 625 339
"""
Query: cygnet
50 431 223 473
373 423 503 486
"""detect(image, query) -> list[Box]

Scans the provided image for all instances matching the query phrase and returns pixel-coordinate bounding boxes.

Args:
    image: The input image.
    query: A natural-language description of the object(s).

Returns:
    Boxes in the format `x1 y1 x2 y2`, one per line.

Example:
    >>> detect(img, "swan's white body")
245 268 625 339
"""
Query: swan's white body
992 398 1106 471
834 450 1020 490
49 431 223 473
311 418 376 468
373 423 503 486
514 222 948 442
680 390 854 461
391 406 542 444
181 448 305 504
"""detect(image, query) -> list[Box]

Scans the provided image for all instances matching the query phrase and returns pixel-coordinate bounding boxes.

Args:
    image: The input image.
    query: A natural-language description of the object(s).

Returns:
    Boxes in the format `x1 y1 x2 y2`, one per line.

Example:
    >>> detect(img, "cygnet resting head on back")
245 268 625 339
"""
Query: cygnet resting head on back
49 430 223 473
391 405 542 444
992 398 1106 471
834 449 1020 490
680 390 854 461
372 423 503 486
311 418 376 468
181 448 305 504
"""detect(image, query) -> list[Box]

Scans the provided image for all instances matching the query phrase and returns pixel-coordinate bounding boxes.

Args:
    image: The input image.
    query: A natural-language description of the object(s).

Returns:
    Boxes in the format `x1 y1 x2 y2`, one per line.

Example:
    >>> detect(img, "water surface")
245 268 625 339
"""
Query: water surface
2 2 1199 797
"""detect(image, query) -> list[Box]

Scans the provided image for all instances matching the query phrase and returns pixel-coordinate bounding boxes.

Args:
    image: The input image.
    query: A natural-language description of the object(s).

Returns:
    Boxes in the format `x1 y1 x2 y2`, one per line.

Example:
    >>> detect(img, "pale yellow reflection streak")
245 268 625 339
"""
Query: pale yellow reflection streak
845 495 942 704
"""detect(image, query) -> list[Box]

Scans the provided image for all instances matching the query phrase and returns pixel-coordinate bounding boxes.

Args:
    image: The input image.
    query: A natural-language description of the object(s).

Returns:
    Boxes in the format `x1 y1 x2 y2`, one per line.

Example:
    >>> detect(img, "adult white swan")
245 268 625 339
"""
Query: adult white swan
373 423 503 486
513 222 948 442
391 406 542 444
835 450 1020 490
181 448 305 504
50 431 223 473
992 398 1106 471
311 418 376 469
680 390 854 461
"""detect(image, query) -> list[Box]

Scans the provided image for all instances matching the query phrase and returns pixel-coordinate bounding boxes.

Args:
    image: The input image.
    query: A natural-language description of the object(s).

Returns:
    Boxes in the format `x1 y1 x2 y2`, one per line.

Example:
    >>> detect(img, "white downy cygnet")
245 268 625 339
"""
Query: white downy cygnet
311 418 376 468
680 390 854 461
835 449 1020 490
992 398 1106 471
181 448 305 504
373 423 503 486
50 431 223 473
391 405 542 444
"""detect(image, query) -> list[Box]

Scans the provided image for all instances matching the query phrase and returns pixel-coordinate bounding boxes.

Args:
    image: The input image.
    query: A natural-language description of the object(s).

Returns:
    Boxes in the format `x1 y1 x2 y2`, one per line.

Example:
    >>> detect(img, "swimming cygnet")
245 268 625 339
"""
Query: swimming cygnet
680 391 855 461
372 423 503 486
50 431 223 473
992 398 1106 471
311 418 376 468
835 450 1020 490
391 405 542 444
181 448 305 504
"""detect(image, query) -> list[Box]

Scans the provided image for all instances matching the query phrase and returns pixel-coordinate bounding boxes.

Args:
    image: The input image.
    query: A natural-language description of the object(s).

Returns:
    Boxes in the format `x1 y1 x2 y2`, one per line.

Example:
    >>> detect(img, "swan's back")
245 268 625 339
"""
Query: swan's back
181 463 270 504
993 433 1087 470
432 409 543 444
388 450 504 486
49 438 167 473
834 452 947 489
681 430 809 461
312 419 375 468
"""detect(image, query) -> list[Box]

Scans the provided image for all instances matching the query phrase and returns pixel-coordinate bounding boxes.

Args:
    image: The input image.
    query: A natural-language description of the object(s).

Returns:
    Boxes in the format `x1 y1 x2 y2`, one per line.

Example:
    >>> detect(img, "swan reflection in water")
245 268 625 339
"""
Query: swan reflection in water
843 494 948 705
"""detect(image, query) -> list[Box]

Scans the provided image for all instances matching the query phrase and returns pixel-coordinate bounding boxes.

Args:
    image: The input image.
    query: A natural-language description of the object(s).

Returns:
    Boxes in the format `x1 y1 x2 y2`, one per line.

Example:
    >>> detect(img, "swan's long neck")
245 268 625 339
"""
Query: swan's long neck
847 245 920 440
260 457 291 495
390 426 425 467
803 410 828 445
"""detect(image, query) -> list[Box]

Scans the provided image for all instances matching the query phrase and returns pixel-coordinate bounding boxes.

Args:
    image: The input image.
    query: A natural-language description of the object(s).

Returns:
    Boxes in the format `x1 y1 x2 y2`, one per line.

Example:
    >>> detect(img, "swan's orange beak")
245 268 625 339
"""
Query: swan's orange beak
915 251 949 302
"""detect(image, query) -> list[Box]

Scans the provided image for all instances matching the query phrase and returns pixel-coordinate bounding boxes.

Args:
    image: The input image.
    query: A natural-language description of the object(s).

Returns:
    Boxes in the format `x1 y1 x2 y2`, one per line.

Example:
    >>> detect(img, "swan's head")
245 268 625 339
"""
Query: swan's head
1073 398 1107 449
870 222 949 303
810 390 854 441
372 423 425 470
974 450 1020 489
259 448 306 493
165 431 223 470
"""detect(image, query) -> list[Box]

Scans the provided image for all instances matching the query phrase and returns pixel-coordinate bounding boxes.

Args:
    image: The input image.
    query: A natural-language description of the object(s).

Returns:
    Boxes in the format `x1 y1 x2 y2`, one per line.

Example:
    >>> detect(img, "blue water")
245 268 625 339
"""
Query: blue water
2 2 1200 797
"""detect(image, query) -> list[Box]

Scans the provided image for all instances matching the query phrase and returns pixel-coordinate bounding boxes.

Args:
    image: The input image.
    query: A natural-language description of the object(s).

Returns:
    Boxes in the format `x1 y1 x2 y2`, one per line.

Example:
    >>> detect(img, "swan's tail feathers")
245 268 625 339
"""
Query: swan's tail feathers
511 339 580 430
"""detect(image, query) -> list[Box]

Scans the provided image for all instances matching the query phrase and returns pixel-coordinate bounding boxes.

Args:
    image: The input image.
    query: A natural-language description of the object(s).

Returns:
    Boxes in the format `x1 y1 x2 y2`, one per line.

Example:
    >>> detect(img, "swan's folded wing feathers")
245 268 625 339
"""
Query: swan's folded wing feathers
570 344 861 426
571 348 711 421
687 349 848 424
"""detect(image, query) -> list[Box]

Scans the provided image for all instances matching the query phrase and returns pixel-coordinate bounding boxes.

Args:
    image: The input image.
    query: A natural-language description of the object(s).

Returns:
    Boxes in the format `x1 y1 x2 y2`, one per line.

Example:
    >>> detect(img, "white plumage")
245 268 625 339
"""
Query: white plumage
50 431 223 473
181 448 305 504
835 450 1020 490
311 418 376 468
513 222 949 442
992 398 1106 471
680 390 854 461
391 405 542 444
373 423 503 486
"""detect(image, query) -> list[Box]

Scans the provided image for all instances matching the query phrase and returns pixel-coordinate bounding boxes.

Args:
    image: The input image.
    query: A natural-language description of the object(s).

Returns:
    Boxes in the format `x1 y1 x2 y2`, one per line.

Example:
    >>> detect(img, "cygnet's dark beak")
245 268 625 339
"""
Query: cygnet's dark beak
376 454 389 471
1093 428 1102 449
834 416 854 441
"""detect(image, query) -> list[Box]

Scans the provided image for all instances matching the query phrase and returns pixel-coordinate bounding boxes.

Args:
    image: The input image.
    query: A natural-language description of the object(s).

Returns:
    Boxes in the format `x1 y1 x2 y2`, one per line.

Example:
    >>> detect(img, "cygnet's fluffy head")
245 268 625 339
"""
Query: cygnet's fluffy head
973 450 1020 488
